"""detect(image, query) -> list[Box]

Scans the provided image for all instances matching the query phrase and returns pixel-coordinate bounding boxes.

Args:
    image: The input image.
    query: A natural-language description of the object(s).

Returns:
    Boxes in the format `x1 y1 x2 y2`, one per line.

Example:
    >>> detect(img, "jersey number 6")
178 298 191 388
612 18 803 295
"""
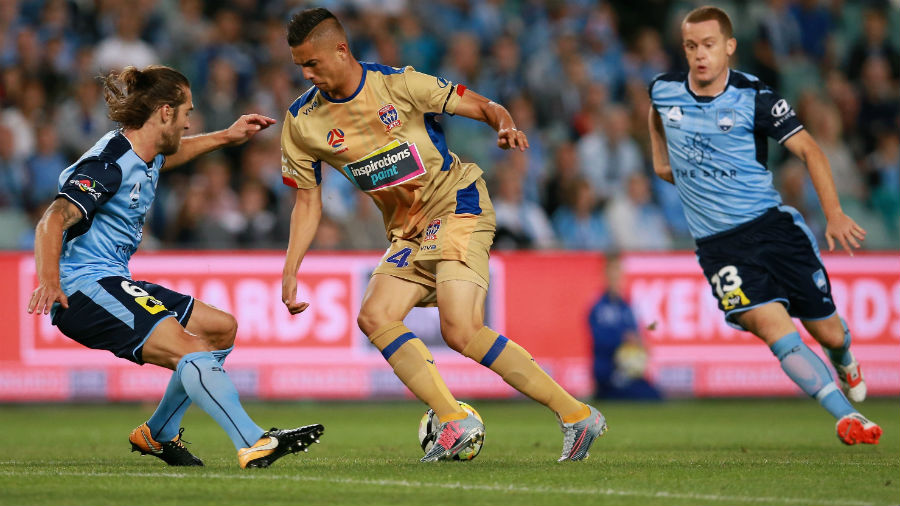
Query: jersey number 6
120 280 169 315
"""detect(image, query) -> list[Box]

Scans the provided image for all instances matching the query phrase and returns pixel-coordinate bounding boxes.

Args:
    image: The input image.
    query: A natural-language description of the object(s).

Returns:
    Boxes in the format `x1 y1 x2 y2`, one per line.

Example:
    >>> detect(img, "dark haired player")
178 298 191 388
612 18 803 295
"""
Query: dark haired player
279 8 606 462
648 6 881 444
27 65 324 468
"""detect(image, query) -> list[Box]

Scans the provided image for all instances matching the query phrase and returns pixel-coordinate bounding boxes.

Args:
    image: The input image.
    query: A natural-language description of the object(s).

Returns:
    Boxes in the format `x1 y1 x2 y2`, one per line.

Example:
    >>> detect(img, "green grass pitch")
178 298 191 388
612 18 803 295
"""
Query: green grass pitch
1 398 897 506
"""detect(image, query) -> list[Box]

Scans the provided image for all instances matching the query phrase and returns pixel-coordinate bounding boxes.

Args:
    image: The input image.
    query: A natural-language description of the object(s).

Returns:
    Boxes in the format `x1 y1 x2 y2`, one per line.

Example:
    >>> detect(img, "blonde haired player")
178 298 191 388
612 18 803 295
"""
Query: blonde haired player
280 8 605 462
648 6 880 444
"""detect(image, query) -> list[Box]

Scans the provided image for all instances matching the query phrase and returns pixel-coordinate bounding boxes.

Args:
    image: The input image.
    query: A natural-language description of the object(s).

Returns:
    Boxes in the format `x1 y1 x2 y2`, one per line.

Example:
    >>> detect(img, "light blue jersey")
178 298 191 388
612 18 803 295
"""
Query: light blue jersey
649 70 804 239
56 130 165 295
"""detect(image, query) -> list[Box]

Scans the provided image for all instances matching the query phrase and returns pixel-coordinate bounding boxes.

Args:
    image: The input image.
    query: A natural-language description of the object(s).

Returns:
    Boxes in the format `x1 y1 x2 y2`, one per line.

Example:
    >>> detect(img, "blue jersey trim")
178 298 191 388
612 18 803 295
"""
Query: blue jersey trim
648 71 685 98
313 160 322 185
98 132 133 164
778 205 822 260
455 181 482 215
361 61 405 75
651 70 762 103
134 313 177 362
58 159 124 242
754 128 768 168
178 297 195 324
320 64 369 103
289 87 319 117
777 125 804 144
480 335 509 367
725 298 791 330
795 309 838 322
729 70 763 90
381 332 415 360
57 192 88 224
423 113 451 171
83 281 135 329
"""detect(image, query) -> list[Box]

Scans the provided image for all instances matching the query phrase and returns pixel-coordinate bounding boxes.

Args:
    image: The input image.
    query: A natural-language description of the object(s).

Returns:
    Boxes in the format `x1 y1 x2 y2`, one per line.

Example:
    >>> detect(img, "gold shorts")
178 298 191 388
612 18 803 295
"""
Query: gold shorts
372 178 495 306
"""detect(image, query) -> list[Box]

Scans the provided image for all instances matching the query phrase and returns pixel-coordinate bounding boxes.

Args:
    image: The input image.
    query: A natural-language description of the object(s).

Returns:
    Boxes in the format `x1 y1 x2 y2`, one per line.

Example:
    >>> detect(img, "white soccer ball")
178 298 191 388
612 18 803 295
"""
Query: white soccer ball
417 401 484 460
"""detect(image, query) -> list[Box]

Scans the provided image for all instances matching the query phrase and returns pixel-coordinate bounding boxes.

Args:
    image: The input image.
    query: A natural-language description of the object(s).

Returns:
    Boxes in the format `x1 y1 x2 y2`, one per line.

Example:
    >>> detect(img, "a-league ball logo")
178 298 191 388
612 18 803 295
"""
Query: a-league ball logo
326 128 345 148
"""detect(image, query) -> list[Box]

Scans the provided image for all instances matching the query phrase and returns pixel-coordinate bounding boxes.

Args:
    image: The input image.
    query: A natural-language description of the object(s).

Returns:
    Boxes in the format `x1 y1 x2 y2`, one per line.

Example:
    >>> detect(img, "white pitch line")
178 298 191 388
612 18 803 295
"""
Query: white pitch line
0 469 886 506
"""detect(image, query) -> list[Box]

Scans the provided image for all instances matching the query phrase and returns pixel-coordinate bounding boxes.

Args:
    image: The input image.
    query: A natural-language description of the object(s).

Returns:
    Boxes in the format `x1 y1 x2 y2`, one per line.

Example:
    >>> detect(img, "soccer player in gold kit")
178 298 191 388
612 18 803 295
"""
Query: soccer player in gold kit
279 8 606 462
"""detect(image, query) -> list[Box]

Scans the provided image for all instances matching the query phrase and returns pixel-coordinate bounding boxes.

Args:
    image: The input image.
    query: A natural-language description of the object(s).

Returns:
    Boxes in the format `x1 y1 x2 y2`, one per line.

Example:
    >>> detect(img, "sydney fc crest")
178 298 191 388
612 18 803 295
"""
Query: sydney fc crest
812 269 827 292
716 108 735 132
378 104 402 132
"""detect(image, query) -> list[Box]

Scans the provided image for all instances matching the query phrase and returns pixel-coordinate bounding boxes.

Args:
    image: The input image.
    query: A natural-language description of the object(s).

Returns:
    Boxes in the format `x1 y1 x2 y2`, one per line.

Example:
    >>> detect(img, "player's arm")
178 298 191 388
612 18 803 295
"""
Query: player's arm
163 114 277 169
648 107 674 184
783 130 866 254
281 186 323 315
451 89 529 152
27 198 83 315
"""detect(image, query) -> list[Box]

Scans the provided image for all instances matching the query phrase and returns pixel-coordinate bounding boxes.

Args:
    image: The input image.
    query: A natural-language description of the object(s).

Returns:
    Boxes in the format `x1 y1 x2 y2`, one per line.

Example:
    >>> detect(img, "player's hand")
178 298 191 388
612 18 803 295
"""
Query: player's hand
224 114 277 146
27 281 68 315
281 272 310 315
497 127 529 152
825 211 866 256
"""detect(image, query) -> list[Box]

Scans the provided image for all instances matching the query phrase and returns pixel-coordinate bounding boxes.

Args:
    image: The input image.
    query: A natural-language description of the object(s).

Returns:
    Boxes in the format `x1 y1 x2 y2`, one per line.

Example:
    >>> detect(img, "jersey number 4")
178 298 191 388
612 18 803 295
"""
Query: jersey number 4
385 247 412 268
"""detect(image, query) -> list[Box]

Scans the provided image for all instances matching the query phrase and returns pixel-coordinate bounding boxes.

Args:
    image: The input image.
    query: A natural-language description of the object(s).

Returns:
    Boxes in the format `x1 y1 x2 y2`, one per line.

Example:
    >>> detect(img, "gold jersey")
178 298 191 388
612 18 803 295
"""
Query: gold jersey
281 62 483 241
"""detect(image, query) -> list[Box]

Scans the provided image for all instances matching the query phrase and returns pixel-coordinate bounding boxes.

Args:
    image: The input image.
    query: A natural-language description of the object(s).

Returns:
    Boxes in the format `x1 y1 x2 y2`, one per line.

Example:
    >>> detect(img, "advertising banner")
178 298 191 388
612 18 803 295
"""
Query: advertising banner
1 251 896 401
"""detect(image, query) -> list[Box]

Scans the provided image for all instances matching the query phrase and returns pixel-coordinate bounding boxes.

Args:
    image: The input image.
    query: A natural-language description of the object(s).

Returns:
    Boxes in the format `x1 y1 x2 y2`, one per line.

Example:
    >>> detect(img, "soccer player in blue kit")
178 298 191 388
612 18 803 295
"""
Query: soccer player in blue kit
648 6 881 444
26 65 324 467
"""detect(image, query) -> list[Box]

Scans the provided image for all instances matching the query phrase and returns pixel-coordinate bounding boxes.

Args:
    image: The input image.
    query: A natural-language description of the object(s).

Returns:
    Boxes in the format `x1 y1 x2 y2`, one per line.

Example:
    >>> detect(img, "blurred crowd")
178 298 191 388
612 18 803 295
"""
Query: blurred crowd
0 0 897 251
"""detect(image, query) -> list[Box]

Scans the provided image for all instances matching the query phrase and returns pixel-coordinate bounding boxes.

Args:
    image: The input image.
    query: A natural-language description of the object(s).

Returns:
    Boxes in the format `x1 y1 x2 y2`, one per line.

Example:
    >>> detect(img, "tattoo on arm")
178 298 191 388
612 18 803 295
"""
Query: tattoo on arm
50 199 85 230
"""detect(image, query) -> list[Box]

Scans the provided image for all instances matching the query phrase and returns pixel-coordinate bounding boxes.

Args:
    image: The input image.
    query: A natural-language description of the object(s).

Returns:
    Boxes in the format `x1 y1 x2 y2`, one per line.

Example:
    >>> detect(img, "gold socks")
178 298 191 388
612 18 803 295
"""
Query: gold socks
369 321 465 422
462 326 587 421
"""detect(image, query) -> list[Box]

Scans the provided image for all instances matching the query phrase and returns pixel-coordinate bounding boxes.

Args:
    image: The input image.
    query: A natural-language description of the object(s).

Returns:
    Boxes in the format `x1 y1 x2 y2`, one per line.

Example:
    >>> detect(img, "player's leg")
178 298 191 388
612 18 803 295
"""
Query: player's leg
766 206 878 442
436 265 605 461
438 274 587 418
738 302 851 415
49 277 206 465
145 299 238 444
141 319 324 467
140 318 264 447
802 314 866 402
737 303 880 444
357 270 466 424
765 207 868 401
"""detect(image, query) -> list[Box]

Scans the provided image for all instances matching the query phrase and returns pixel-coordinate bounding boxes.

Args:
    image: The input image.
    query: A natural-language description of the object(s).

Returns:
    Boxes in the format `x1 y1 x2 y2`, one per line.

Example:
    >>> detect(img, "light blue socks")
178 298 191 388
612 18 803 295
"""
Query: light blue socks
822 318 854 367
770 332 855 419
147 346 233 442
175 350 263 450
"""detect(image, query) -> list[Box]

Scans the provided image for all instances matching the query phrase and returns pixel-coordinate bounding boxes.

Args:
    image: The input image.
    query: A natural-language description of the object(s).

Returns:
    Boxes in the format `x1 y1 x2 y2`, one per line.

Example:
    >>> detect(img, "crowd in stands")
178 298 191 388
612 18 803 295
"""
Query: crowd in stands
0 0 897 251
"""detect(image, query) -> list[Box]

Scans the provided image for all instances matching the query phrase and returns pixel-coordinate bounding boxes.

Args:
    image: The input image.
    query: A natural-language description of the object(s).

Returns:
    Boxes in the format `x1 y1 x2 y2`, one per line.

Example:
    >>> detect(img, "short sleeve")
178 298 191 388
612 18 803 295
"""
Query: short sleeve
648 74 661 101
402 67 464 115
754 87 804 144
57 159 122 223
280 112 321 189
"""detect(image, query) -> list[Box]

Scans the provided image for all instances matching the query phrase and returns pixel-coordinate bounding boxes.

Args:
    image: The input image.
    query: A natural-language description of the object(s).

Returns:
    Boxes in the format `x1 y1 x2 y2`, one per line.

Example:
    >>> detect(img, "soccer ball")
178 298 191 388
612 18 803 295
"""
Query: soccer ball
417 401 484 460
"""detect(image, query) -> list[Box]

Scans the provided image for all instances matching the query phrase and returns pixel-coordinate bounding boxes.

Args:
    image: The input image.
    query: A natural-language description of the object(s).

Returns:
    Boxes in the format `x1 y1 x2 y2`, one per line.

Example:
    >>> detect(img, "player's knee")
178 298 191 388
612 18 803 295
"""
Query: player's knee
440 318 479 353
358 300 406 336
357 308 384 336
216 313 238 349
200 312 237 350
811 325 844 349
181 331 213 354
151 331 212 370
